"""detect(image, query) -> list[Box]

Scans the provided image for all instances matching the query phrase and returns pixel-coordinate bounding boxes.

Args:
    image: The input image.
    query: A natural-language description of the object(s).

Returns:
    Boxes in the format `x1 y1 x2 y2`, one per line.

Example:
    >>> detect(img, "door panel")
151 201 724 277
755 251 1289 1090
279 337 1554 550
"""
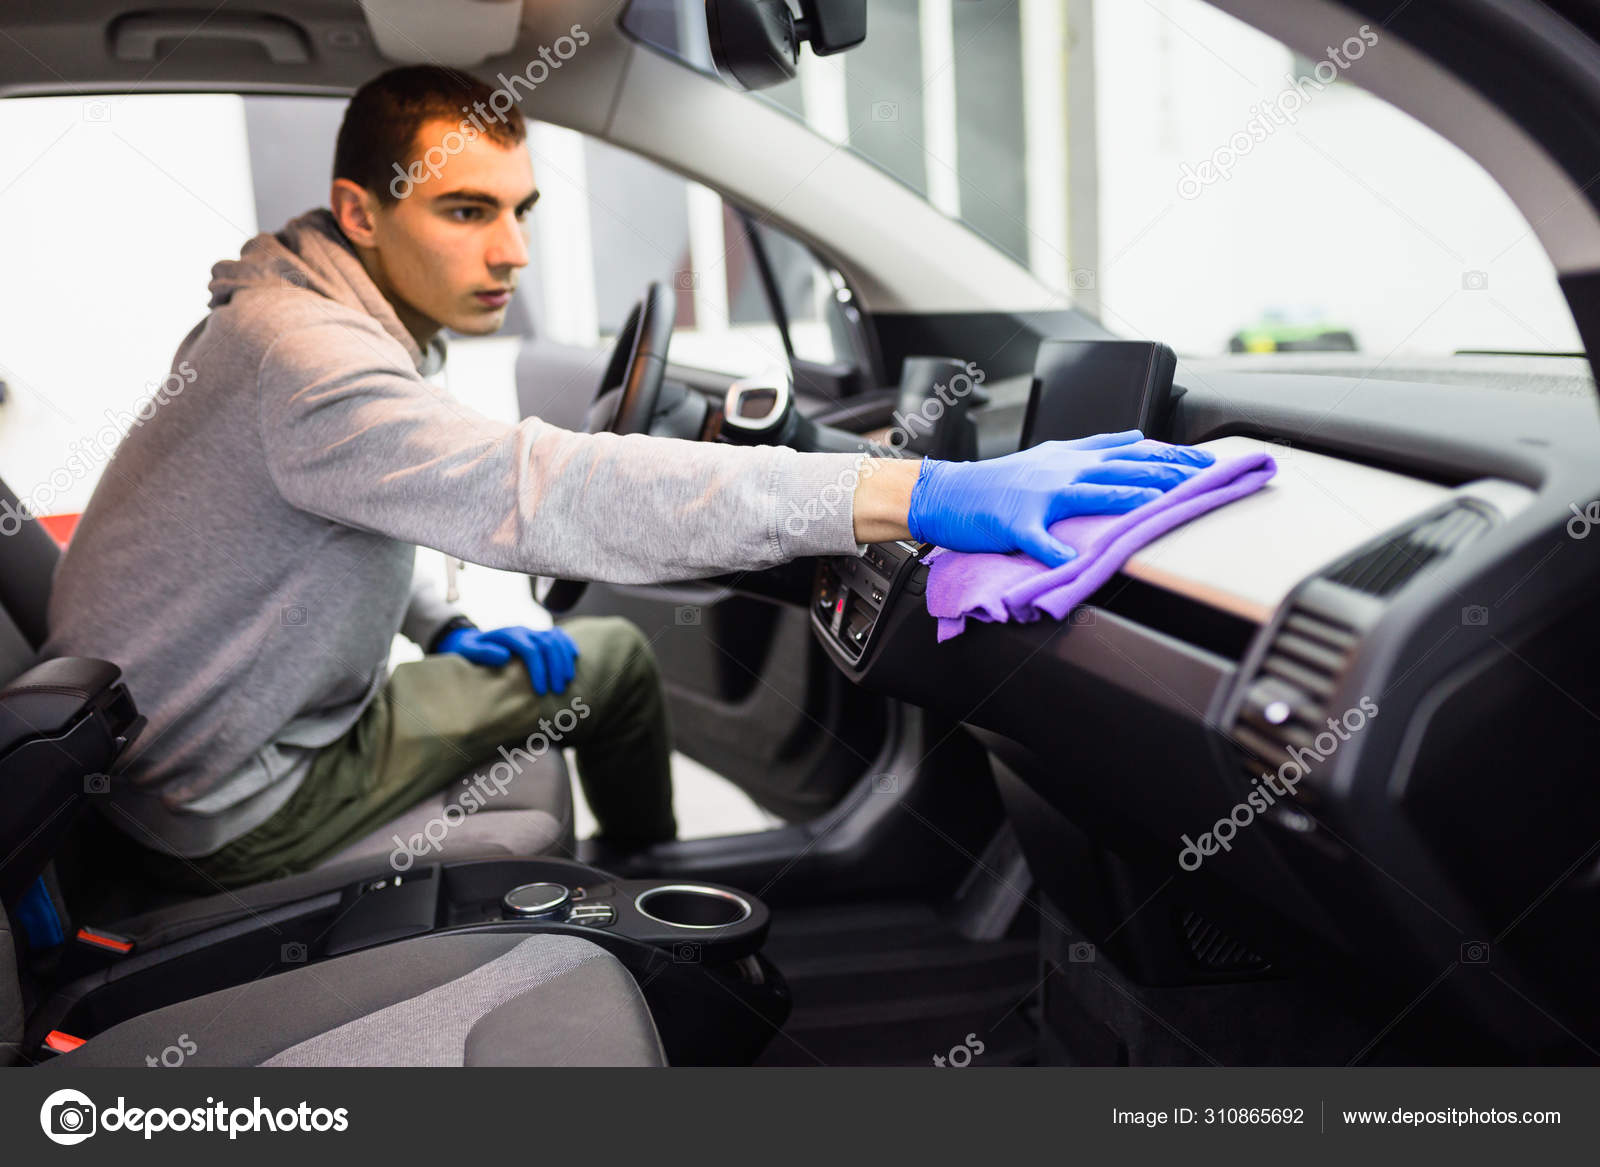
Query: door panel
560 578 887 823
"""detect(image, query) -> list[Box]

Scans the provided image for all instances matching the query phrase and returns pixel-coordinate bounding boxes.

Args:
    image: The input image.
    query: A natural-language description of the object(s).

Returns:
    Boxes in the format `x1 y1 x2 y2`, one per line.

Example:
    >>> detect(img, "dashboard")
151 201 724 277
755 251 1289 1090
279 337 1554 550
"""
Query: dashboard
807 358 1600 1053
1115 435 1531 622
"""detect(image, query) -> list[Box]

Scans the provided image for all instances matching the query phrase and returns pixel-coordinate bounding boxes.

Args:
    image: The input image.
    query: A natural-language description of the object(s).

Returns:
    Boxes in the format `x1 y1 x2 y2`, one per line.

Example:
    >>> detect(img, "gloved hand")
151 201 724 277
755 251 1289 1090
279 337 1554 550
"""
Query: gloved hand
436 624 580 695
906 430 1215 566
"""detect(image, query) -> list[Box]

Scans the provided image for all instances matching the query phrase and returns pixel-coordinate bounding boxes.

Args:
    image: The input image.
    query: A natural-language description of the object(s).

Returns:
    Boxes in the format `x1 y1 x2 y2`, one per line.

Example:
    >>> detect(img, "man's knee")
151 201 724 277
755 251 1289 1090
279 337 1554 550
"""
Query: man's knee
572 616 659 693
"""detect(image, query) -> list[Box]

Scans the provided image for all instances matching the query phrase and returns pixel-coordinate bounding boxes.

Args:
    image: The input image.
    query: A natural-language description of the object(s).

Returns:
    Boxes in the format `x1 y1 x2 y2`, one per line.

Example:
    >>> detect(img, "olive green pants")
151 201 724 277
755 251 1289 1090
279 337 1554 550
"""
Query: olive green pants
142 616 675 892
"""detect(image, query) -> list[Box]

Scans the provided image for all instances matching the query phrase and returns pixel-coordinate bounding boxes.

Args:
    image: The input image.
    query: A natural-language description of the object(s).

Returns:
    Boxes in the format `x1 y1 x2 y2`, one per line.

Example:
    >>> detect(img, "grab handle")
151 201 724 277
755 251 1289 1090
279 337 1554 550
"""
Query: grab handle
111 13 312 64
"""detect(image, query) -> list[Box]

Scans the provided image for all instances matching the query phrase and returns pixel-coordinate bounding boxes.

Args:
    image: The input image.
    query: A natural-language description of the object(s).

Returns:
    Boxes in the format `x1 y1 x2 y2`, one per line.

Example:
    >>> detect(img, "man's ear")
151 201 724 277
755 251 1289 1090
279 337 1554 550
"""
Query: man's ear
330 178 382 248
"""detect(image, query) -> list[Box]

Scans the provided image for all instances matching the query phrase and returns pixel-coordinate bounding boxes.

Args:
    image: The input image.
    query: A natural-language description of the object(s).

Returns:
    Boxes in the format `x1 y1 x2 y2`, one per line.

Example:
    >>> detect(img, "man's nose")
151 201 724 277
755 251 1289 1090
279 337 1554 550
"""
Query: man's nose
486 211 530 270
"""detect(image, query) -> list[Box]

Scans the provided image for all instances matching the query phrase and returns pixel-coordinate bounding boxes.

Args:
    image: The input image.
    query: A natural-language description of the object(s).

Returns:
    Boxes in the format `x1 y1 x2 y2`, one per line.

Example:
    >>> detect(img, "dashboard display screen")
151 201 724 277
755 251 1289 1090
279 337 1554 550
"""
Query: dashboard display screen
1021 340 1178 446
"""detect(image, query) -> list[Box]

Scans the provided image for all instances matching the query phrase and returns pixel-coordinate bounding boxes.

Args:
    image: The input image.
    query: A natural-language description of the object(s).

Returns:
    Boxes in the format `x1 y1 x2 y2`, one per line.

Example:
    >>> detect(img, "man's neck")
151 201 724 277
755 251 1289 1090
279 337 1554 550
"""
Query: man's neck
352 246 441 353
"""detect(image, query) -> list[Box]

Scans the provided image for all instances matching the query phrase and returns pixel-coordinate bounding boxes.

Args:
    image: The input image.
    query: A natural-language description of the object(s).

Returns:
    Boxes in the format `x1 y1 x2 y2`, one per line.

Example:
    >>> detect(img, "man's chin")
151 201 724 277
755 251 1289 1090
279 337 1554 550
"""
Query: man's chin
447 308 509 337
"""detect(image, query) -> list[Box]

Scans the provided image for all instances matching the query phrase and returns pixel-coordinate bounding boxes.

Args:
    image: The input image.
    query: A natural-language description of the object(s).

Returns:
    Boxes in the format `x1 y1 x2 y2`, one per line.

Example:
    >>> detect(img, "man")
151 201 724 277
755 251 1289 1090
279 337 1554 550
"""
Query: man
43 67 1211 891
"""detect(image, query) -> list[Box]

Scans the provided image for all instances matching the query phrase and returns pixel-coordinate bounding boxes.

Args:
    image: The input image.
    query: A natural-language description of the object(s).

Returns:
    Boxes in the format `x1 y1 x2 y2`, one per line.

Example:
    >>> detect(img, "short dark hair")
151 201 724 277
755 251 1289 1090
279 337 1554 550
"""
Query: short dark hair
333 65 527 203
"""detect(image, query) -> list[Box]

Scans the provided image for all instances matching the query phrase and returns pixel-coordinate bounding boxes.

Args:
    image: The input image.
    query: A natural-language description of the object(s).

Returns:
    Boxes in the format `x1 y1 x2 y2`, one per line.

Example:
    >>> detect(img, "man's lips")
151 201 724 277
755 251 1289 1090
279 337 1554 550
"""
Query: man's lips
474 288 512 308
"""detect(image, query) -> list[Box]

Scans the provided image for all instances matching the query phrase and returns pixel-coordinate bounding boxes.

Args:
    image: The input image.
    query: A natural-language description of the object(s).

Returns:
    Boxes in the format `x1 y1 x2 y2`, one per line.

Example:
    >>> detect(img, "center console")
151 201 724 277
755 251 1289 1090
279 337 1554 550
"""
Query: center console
31 858 787 1066
812 539 925 664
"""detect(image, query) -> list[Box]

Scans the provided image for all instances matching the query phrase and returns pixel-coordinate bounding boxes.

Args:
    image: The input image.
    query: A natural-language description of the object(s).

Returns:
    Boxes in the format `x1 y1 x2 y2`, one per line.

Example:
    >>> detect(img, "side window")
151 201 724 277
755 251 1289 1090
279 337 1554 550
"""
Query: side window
748 218 853 369
0 93 259 521
523 125 851 376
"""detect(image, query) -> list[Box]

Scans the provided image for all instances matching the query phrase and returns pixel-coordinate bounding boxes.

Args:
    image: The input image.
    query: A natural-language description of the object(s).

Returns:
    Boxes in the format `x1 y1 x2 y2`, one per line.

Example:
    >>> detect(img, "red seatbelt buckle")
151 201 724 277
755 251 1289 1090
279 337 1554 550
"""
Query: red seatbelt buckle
38 512 80 547
43 1030 86 1055
75 927 133 954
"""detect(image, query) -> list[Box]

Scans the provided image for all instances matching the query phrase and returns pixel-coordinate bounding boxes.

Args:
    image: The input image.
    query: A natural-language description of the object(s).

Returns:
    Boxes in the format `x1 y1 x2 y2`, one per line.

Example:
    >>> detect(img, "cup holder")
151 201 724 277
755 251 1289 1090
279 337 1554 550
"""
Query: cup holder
634 884 752 929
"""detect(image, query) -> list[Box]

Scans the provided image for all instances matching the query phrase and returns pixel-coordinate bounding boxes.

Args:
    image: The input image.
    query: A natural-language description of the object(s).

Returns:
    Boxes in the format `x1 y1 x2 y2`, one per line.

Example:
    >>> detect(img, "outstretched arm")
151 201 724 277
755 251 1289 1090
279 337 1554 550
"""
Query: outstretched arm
260 314 1211 579
257 313 867 582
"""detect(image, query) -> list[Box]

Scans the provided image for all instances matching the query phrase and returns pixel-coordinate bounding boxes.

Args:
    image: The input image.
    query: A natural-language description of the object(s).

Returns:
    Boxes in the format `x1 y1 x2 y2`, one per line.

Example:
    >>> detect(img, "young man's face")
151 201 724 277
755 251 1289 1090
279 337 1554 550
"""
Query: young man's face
360 117 538 338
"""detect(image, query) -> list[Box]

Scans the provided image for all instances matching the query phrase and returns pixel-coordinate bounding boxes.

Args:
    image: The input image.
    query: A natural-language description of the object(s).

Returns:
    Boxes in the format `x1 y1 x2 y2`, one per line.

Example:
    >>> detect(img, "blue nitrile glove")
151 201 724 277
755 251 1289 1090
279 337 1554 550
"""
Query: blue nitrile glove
436 625 580 695
906 430 1215 566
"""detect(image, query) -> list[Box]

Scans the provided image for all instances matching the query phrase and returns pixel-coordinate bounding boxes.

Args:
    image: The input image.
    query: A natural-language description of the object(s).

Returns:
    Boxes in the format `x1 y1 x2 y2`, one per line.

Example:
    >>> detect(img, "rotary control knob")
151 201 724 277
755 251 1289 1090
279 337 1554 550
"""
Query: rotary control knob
502 882 572 919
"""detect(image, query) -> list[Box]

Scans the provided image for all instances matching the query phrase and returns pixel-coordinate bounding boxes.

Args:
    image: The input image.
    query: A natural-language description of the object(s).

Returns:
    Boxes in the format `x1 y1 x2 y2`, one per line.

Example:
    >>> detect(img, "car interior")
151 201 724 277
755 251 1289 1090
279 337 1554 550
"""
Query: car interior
3 0 1600 1069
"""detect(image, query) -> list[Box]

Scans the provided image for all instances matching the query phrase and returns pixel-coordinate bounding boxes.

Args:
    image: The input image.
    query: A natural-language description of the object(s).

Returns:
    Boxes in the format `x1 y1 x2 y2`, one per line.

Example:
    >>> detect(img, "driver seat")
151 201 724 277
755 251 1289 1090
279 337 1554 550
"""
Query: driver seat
0 472 575 938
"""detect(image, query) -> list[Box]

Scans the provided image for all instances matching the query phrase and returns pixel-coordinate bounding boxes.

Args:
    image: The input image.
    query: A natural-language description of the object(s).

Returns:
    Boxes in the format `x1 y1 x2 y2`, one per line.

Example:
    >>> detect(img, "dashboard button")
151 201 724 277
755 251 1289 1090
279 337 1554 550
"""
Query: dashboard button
567 903 616 926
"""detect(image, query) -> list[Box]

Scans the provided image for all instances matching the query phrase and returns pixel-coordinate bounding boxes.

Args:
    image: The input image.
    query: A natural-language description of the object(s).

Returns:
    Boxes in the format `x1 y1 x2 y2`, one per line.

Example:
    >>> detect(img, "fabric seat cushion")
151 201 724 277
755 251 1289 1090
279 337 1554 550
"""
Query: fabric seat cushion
55 932 664 1067
314 747 575 870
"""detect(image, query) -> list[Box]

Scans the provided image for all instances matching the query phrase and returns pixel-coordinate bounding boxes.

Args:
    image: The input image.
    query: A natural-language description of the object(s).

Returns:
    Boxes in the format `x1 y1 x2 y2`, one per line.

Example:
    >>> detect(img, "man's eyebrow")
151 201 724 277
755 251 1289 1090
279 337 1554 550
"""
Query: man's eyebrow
433 188 541 211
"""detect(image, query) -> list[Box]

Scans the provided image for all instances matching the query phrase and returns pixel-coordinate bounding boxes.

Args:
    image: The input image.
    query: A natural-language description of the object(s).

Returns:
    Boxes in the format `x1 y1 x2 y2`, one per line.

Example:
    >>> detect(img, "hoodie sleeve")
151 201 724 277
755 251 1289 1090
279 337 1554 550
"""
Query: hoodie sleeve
256 314 868 583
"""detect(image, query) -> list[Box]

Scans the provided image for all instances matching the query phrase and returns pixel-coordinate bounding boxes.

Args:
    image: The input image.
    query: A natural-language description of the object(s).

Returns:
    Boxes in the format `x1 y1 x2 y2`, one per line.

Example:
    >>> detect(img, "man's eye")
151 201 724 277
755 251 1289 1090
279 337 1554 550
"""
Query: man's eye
449 207 482 222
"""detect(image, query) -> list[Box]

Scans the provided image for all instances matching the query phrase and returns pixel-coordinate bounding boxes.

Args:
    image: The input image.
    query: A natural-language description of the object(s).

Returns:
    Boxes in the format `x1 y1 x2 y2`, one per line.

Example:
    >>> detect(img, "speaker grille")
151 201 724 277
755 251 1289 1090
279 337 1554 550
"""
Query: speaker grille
1179 909 1269 973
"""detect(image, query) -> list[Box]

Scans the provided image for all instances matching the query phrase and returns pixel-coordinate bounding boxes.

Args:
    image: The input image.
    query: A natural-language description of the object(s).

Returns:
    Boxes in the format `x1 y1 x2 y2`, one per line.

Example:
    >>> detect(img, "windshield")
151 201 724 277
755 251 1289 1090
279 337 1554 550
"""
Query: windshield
623 0 1582 361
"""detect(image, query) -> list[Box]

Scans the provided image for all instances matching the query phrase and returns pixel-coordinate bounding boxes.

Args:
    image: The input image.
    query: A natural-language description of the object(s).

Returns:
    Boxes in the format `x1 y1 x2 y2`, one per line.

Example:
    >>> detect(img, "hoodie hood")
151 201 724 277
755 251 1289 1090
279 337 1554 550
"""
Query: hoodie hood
207 207 444 375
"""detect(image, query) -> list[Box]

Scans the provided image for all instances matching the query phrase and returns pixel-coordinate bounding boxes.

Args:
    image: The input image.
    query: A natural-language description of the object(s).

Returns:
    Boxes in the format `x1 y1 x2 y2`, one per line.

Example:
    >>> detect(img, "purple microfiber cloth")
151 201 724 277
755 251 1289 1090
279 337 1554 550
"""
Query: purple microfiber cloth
923 447 1277 641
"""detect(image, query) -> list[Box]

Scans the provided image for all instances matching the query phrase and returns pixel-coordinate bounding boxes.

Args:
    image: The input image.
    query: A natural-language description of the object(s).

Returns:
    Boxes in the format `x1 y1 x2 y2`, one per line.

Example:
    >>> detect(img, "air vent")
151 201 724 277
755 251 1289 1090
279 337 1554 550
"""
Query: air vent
1324 503 1492 598
1178 909 1270 973
1230 605 1362 801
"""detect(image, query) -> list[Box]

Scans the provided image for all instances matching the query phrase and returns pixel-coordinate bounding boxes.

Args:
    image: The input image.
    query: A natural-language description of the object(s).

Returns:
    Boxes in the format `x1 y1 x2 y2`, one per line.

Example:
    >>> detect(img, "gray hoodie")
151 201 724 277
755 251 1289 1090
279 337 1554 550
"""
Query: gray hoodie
43 209 865 857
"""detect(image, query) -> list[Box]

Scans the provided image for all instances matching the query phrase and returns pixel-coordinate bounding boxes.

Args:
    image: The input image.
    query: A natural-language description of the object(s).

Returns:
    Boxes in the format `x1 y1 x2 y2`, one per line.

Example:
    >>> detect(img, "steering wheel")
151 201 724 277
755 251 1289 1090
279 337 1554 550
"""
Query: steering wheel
534 282 676 615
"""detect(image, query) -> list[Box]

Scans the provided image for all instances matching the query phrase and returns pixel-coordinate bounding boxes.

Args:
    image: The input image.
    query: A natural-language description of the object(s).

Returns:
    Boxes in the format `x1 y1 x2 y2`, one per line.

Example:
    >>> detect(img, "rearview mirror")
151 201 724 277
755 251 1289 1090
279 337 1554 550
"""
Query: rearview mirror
707 0 867 92
706 0 799 91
